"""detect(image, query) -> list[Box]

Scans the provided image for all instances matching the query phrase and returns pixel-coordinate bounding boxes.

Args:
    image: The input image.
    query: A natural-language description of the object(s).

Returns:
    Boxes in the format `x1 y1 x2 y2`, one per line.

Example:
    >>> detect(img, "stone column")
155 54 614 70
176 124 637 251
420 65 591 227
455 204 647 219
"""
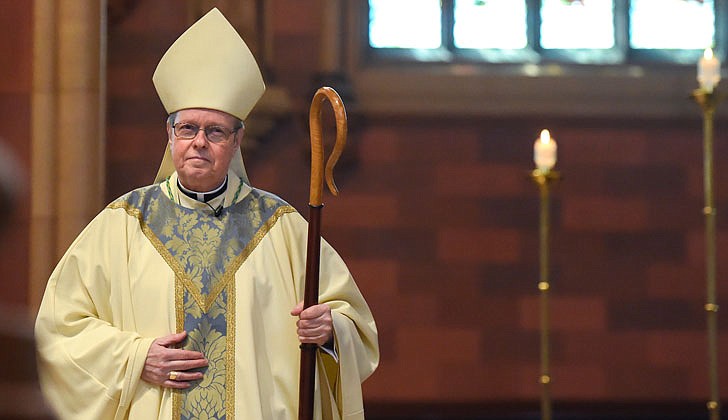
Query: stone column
313 0 357 171
29 0 106 310
320 0 343 74
314 0 353 104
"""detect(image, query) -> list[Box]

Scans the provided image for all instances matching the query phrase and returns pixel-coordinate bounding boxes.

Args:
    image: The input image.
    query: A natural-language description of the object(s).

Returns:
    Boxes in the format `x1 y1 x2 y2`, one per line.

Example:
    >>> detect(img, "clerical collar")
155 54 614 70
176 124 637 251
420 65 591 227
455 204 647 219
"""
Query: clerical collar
177 176 228 202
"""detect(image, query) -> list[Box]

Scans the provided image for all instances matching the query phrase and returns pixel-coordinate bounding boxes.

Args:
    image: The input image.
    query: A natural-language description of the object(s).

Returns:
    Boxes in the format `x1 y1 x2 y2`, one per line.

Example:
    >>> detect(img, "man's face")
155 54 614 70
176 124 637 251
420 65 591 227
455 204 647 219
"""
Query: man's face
167 108 242 191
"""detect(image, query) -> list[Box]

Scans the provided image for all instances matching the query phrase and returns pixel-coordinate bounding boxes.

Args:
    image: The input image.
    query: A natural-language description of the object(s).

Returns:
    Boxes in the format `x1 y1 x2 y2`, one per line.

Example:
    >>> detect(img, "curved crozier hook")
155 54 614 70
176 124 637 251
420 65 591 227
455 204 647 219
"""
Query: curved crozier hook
308 86 348 206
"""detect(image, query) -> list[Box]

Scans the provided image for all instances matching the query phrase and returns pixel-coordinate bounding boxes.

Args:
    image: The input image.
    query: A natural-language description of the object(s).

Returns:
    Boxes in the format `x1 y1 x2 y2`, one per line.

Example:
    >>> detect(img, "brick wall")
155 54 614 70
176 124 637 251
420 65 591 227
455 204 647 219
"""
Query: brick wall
242 115 728 403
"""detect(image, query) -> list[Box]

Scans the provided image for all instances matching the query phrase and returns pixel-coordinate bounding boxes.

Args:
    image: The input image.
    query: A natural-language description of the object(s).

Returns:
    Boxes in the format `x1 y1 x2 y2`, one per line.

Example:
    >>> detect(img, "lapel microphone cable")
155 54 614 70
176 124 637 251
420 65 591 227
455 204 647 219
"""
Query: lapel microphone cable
205 201 223 217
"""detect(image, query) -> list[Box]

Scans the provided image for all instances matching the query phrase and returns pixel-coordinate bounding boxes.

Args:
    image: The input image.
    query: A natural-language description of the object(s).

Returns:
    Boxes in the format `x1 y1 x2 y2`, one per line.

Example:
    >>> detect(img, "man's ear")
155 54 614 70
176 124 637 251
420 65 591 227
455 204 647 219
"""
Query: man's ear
233 127 244 147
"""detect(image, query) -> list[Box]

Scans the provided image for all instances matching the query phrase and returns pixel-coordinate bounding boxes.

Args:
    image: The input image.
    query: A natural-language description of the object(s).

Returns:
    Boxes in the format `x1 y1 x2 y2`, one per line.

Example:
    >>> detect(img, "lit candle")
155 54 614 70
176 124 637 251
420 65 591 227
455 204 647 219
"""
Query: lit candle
534 129 557 172
698 48 721 93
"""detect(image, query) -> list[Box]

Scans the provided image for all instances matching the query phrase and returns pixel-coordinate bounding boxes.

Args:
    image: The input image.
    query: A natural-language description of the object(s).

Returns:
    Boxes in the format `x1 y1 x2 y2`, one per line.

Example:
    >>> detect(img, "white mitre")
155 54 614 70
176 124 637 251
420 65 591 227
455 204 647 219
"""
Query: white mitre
152 7 265 185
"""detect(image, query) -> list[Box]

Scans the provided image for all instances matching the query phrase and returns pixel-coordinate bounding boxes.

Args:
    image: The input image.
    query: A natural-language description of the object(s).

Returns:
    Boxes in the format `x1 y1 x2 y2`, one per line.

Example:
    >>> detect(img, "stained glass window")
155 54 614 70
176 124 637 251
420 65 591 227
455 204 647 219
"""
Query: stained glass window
454 0 528 49
367 0 722 64
630 0 715 49
368 0 442 49
540 0 615 50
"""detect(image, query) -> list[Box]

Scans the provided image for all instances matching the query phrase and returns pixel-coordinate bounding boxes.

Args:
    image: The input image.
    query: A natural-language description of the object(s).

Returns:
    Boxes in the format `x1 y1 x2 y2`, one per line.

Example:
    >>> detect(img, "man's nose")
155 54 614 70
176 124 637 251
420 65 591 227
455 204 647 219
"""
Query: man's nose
192 129 208 146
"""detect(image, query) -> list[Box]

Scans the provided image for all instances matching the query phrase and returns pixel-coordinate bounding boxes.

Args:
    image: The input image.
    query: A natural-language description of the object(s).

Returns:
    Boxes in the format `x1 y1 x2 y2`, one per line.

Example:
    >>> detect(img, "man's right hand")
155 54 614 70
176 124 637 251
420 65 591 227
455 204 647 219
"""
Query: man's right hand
141 331 208 389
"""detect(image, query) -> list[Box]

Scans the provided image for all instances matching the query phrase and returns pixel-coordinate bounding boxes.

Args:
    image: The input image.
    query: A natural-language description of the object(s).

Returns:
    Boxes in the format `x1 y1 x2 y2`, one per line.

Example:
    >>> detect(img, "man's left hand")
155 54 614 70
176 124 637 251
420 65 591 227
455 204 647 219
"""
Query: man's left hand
290 302 332 346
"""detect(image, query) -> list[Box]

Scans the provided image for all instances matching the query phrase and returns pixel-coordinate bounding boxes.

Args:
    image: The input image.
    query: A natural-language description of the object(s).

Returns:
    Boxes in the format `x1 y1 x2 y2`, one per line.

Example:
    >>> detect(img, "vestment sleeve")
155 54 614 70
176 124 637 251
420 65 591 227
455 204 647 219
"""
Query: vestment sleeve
34 209 155 420
316 235 380 420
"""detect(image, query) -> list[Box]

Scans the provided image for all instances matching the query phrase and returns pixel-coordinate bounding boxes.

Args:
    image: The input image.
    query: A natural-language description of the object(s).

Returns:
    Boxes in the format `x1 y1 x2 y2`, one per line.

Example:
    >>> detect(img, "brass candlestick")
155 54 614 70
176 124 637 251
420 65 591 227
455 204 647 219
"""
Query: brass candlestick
530 168 560 420
691 87 722 420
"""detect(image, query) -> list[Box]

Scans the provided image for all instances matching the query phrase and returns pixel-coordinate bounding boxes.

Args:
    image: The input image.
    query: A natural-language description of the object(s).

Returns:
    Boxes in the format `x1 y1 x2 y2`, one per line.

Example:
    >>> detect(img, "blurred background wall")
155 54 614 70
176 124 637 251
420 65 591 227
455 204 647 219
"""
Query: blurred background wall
1 0 727 418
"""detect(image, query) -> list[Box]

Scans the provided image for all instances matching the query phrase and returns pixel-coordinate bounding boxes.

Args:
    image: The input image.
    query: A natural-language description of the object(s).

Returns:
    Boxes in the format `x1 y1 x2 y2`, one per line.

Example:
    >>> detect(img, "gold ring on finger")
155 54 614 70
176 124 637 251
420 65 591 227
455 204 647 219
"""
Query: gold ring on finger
169 371 179 381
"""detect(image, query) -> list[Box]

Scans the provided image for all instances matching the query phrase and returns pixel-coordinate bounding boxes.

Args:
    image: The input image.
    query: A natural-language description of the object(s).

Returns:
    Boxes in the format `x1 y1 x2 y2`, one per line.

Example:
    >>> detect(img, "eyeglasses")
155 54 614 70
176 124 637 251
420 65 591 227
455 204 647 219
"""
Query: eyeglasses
172 122 242 143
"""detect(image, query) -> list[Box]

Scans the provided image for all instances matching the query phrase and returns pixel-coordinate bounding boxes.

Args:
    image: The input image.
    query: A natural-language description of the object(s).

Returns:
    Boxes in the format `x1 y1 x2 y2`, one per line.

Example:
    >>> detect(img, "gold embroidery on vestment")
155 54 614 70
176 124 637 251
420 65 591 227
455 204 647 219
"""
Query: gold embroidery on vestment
226 279 235 418
109 192 296 420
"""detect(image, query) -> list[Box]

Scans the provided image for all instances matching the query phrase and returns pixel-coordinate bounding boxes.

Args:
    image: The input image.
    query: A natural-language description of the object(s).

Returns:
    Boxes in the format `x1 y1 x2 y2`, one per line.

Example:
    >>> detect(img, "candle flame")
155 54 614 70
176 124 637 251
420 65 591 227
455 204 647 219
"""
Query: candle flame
540 129 551 144
704 48 714 60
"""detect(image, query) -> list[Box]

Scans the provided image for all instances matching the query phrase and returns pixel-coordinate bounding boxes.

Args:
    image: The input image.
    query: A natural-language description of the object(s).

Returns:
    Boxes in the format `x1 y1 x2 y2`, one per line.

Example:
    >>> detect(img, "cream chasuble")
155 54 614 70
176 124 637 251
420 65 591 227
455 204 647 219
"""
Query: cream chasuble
35 172 379 420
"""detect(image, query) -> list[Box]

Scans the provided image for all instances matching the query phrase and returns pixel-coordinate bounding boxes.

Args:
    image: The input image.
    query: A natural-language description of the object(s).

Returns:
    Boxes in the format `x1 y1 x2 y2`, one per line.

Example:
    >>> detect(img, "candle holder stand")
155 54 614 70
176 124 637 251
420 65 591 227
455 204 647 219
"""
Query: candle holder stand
530 168 560 420
691 87 723 420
